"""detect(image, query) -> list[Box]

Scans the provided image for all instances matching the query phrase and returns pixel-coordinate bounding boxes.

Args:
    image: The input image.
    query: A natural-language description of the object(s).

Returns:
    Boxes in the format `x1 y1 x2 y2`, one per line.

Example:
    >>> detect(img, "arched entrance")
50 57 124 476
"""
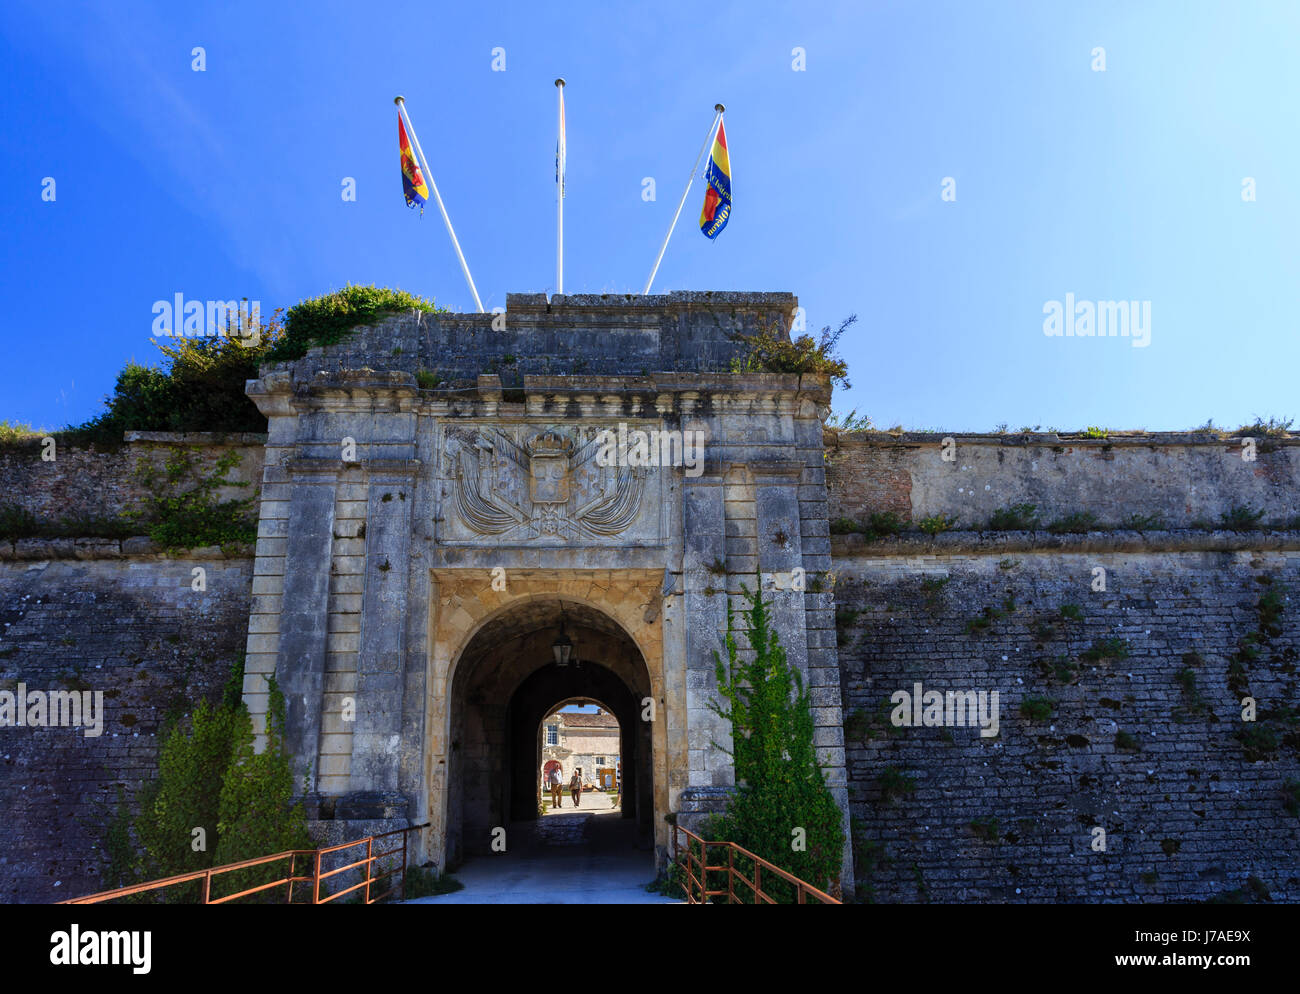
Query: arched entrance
443 596 655 867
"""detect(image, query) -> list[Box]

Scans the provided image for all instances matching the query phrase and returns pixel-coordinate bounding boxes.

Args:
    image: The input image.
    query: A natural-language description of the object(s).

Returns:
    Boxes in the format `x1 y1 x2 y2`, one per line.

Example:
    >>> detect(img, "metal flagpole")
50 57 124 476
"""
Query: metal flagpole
555 78 566 295
394 96 485 313
642 103 724 296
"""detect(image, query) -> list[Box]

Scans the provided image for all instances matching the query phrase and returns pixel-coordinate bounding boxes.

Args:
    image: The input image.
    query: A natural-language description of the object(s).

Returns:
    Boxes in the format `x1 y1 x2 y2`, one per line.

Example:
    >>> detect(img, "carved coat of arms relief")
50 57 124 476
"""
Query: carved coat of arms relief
447 426 647 541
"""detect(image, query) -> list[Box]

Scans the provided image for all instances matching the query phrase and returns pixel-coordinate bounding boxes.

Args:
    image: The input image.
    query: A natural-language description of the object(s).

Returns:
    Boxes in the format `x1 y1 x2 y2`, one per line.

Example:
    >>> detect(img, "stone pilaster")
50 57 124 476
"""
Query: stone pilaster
347 464 418 799
275 475 337 793
682 474 733 792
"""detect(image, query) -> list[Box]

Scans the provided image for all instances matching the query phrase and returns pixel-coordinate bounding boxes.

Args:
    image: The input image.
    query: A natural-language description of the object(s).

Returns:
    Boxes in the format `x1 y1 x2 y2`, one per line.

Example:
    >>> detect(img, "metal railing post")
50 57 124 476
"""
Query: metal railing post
313 849 323 905
400 829 409 902
728 848 735 904
364 837 373 905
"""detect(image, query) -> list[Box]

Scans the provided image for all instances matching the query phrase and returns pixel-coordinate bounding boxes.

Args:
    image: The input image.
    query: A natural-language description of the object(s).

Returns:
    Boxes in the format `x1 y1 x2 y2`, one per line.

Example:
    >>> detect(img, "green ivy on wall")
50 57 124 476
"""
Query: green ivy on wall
130 447 256 551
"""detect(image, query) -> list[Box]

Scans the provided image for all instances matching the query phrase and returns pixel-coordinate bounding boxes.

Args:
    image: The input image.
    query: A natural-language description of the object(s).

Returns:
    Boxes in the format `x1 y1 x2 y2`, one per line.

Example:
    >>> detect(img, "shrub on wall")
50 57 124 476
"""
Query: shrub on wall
211 676 312 900
102 660 311 902
132 669 247 896
728 314 854 389
52 286 441 444
70 320 281 444
264 283 441 362
705 582 846 900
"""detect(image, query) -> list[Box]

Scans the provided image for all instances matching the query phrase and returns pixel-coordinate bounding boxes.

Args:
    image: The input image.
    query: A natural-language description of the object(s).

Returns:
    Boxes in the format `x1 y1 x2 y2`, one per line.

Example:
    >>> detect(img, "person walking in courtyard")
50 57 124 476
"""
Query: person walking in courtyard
548 766 563 808
570 771 582 807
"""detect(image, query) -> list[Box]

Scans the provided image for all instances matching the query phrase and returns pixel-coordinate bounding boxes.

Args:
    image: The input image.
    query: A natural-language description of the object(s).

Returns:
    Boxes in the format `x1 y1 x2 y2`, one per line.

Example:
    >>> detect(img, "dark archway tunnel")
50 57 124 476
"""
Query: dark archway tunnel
446 598 654 864
508 664 648 836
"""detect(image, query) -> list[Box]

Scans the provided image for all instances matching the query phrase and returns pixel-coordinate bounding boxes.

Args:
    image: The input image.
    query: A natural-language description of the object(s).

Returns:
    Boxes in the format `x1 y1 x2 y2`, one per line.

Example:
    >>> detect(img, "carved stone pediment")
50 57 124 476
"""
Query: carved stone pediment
439 424 659 544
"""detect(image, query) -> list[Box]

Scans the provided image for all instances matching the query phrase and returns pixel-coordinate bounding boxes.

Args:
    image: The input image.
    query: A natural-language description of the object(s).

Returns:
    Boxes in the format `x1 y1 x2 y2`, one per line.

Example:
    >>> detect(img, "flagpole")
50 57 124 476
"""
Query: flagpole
642 103 724 296
555 78 566 295
394 96 485 313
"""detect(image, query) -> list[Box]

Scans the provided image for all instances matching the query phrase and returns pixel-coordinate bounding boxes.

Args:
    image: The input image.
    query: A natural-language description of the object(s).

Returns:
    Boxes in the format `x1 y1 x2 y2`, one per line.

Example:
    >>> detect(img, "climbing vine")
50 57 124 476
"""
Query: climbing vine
130 447 256 551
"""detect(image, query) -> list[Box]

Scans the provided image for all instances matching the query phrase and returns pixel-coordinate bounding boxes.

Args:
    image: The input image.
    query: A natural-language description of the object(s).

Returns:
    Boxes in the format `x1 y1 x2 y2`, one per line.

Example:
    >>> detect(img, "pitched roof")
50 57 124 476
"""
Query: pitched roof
557 711 618 728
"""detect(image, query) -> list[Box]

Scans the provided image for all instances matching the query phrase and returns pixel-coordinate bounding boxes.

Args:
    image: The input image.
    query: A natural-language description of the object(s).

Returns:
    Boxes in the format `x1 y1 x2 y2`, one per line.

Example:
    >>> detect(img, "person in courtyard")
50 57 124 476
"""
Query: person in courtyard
570 771 582 807
548 766 563 808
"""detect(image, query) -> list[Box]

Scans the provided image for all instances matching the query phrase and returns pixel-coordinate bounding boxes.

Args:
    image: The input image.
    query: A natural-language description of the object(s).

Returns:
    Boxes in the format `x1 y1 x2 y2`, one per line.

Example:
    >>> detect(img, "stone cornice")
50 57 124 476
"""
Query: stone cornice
252 370 831 415
0 537 254 561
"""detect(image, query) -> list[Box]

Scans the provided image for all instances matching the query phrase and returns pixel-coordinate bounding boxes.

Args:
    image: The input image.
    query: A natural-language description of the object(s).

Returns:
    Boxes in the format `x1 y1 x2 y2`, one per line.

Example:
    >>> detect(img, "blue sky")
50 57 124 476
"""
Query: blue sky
2 1 1296 432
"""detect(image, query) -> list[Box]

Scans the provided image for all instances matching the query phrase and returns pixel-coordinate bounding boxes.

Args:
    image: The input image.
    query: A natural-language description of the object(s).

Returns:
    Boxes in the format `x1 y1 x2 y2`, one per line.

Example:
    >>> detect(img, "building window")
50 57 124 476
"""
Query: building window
546 725 558 746
596 756 606 766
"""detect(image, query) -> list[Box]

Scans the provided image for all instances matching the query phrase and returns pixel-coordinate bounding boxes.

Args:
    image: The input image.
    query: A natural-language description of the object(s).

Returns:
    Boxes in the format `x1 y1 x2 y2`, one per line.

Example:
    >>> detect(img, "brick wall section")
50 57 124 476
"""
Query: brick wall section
834 539 1300 903
825 443 913 522
0 556 253 903
0 433 265 523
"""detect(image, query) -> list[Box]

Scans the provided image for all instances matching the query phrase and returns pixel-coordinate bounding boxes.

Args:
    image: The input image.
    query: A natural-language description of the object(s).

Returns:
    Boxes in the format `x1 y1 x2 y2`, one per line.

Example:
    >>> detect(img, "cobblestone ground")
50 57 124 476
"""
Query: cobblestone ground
405 809 678 905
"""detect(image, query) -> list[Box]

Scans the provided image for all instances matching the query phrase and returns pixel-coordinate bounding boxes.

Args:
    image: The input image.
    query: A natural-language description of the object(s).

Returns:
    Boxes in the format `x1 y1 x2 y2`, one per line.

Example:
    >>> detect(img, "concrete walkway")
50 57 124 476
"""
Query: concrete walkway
404 808 680 905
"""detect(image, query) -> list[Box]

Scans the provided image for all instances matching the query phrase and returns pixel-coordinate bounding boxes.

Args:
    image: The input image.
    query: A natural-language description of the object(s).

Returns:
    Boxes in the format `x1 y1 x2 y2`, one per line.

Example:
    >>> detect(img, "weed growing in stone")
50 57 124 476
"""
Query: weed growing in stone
988 503 1039 531
918 514 958 535
1221 505 1265 531
878 766 917 802
1115 730 1141 751
970 816 1000 842
1047 510 1101 534
1080 637 1130 663
404 865 464 898
1019 696 1055 721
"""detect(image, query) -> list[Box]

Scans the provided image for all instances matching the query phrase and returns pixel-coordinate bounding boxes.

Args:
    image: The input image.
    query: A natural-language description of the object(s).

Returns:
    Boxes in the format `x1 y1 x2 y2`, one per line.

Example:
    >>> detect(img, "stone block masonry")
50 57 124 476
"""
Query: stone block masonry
835 535 1300 903
0 432 265 524
0 556 253 903
275 291 798 387
826 430 1299 530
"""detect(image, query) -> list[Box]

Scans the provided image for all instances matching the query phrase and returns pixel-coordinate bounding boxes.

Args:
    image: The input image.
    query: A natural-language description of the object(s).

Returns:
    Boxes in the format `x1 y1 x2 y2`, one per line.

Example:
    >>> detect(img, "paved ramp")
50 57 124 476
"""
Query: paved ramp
404 809 680 905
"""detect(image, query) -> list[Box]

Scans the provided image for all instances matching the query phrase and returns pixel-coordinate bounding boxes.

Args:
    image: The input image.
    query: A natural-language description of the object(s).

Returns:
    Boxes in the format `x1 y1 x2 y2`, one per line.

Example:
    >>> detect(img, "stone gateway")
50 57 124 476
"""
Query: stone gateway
239 292 855 888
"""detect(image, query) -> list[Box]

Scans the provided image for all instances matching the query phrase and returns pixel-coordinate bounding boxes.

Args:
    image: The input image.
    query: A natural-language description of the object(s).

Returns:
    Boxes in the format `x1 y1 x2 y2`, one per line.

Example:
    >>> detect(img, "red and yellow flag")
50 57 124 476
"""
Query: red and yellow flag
699 118 731 239
399 114 429 212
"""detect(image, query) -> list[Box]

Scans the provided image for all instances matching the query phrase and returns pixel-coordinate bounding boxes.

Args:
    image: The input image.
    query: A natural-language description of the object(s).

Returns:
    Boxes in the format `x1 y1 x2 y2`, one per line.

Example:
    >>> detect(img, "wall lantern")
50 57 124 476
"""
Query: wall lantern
552 607 573 667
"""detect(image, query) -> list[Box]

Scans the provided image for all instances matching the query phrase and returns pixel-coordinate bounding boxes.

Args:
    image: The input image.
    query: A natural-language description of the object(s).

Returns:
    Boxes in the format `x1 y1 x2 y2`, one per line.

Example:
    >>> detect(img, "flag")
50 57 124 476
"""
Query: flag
556 87 567 199
399 114 428 213
699 117 731 239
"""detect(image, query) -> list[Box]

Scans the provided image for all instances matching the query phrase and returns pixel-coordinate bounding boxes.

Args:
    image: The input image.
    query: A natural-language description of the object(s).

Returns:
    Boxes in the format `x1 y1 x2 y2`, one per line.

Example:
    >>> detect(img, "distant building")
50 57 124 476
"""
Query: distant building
542 710 620 790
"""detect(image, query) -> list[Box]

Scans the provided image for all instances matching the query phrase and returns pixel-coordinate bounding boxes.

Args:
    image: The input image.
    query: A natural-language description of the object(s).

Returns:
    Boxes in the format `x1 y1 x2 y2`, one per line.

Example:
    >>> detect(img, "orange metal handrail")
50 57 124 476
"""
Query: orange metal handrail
671 824 841 905
62 823 429 906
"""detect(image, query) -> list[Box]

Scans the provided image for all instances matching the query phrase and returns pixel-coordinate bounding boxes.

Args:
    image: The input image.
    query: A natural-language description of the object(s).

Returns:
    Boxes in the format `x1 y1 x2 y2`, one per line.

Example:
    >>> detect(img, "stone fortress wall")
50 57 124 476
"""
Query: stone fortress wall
0 294 1296 903
0 433 264 903
828 431 1300 902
